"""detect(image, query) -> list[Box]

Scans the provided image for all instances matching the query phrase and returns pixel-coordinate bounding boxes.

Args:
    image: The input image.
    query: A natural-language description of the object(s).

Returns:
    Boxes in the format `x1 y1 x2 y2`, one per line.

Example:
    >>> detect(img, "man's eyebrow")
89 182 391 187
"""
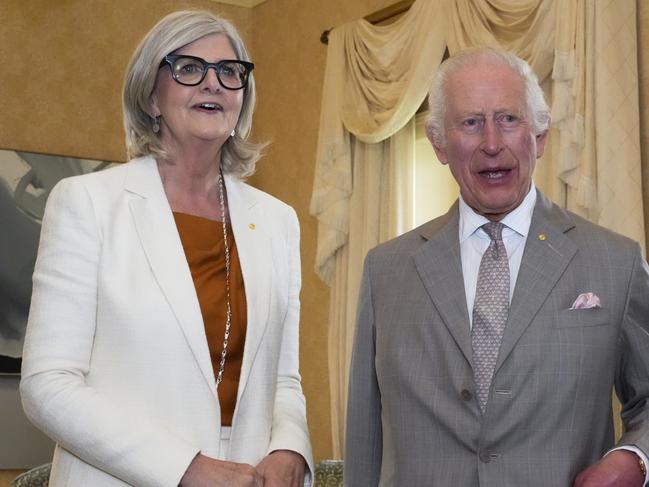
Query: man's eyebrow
455 110 485 118
455 108 525 117
494 107 525 113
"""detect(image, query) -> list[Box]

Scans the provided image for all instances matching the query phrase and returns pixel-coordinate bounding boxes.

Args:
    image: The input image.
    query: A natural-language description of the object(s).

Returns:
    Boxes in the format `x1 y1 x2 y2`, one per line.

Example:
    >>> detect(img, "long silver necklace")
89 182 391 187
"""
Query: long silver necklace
215 170 232 389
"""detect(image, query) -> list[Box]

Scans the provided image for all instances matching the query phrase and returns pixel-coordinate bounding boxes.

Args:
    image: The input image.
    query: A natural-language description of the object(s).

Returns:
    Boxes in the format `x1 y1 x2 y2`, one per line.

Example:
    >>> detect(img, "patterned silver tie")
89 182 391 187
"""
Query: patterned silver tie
471 221 510 412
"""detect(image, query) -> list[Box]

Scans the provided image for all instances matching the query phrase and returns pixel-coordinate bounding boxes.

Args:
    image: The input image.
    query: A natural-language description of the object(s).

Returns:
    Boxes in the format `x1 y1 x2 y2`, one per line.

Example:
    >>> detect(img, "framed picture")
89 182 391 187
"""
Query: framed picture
0 149 115 374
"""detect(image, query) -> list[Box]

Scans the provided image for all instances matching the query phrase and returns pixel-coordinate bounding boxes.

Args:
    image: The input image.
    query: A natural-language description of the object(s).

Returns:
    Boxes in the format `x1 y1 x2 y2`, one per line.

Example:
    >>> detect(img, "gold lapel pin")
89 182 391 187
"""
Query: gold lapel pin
249 223 256 230
538 233 546 241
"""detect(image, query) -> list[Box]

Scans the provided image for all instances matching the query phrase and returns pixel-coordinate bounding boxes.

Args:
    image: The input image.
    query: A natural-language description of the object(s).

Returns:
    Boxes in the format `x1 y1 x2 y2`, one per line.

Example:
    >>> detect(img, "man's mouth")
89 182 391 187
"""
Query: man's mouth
479 169 511 179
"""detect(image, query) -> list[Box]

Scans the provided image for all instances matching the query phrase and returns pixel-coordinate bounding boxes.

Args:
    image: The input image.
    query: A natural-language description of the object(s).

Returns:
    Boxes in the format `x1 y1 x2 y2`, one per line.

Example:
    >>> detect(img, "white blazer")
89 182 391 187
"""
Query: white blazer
20 156 313 486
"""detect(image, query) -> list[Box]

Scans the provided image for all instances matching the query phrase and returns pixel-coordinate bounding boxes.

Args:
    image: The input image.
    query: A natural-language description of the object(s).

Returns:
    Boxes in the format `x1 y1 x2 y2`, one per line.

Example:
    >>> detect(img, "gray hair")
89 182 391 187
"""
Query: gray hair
426 47 551 148
122 10 263 178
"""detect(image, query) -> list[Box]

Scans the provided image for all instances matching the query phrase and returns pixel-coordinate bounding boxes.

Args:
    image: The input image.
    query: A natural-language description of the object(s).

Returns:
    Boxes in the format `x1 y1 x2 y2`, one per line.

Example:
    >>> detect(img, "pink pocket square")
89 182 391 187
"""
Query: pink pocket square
570 292 601 310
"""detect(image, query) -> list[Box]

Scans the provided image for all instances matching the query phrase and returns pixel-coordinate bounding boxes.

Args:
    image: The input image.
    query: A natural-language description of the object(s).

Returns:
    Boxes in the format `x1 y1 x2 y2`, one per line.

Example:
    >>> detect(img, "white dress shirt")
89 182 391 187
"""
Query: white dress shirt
459 185 536 329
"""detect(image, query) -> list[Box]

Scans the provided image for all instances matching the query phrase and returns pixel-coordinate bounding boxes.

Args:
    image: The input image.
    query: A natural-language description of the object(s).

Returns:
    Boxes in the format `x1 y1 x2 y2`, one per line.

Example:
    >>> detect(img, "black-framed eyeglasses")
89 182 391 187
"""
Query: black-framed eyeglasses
160 54 254 90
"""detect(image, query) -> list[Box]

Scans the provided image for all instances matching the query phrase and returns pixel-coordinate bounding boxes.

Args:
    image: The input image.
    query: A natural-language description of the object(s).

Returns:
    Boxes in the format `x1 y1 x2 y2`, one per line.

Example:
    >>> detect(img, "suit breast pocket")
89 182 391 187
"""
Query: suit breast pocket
552 308 610 328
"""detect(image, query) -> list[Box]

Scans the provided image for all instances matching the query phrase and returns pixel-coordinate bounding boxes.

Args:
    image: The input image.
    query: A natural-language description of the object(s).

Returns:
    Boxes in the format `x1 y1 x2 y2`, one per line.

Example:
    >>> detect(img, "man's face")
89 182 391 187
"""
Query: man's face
431 61 547 221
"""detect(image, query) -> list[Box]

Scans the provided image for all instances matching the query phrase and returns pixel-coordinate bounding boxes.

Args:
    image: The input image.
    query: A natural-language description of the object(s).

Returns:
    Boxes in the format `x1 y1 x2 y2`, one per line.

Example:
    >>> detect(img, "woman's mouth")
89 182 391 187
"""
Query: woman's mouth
194 102 223 112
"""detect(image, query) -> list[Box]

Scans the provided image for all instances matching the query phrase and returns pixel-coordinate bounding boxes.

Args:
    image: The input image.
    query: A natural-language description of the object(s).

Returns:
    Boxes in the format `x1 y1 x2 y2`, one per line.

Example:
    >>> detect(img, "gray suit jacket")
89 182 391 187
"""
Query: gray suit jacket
345 192 649 486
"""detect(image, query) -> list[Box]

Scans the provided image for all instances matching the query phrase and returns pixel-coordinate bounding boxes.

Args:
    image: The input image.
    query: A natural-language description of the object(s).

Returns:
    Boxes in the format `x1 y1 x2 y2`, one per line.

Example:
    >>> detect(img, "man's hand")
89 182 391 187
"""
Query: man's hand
574 450 644 487
180 453 263 487
256 449 306 487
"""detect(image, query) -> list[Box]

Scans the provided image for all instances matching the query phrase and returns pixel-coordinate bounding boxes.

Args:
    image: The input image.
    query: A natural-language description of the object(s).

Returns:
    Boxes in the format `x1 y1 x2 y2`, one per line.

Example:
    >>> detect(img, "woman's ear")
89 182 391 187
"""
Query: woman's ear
149 93 160 119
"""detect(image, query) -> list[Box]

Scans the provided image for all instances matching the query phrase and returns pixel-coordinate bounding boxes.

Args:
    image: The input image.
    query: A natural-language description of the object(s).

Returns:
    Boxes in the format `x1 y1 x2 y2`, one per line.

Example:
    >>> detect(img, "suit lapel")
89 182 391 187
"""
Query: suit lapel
414 203 473 364
224 175 271 402
495 192 578 371
124 157 217 401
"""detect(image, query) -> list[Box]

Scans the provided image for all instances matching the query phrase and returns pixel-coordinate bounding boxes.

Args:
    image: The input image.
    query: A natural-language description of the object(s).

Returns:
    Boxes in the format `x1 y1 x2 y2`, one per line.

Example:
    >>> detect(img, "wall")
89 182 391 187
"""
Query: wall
639 1 649 252
0 1 251 162
0 376 53 468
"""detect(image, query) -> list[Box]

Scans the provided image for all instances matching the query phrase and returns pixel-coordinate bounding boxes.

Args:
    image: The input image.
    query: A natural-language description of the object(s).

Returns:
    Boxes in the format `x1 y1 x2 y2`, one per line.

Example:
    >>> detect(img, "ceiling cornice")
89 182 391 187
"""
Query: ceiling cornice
207 0 267 7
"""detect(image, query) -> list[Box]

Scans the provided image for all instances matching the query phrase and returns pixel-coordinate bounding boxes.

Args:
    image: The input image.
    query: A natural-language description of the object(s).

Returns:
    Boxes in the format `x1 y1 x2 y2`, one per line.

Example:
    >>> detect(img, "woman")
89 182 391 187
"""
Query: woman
20 10 313 487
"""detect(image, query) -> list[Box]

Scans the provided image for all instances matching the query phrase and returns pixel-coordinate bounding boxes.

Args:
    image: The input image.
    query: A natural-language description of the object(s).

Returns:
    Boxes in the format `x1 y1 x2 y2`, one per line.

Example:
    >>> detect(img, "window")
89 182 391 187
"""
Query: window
410 111 459 229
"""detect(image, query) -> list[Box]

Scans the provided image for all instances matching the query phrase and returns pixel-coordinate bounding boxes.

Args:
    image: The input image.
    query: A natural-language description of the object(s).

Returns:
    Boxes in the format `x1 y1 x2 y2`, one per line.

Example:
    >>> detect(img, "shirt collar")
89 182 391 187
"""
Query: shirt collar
459 185 537 243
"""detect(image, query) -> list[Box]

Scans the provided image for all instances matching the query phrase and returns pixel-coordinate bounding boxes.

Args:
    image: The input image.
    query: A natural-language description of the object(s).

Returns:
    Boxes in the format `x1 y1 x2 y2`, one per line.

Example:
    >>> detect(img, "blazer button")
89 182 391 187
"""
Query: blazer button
479 451 491 463
461 389 472 401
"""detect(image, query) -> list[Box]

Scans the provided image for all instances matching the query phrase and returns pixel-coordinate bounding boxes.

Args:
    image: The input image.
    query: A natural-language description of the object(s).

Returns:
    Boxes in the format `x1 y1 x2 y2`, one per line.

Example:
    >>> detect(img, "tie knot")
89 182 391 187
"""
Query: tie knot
482 221 504 241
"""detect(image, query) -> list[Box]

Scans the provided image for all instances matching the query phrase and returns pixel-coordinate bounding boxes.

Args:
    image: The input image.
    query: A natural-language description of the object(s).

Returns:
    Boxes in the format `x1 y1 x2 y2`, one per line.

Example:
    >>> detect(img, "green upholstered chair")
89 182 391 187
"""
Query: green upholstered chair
11 460 345 486
10 463 51 487
314 459 343 486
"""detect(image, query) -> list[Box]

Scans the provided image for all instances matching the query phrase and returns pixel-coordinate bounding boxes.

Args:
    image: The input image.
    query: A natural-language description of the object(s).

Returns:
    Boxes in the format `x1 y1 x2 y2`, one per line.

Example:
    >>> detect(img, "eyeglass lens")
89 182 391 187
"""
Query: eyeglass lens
171 57 250 89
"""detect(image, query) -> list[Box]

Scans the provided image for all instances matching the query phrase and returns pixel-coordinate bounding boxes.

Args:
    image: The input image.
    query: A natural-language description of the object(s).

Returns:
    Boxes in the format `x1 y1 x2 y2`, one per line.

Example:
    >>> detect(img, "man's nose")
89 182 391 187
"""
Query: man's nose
481 119 503 155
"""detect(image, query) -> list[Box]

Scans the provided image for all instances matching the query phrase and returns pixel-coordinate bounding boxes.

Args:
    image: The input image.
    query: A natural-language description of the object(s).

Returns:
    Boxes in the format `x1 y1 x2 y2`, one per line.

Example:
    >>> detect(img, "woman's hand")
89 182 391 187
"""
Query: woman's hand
256 450 306 487
180 453 263 487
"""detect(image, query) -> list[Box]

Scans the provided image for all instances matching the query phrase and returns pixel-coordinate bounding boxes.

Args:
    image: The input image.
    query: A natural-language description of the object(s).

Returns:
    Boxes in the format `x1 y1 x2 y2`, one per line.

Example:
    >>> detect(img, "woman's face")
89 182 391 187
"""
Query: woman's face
151 33 244 154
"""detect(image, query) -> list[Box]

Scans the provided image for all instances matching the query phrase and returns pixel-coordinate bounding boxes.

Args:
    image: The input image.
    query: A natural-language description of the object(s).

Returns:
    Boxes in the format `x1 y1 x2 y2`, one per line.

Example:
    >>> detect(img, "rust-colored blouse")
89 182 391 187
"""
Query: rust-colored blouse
173 212 247 426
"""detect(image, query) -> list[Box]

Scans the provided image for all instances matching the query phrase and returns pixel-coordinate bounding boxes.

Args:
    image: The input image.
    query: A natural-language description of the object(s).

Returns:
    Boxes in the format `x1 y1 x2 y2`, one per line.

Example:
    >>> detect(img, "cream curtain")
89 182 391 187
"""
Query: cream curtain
326 121 415 458
310 0 447 285
311 0 645 456
311 0 444 457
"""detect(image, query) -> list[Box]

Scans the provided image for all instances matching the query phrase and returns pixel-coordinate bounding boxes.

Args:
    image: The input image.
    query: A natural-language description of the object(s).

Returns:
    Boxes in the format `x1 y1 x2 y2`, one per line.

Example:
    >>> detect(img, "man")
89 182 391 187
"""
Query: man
345 48 649 486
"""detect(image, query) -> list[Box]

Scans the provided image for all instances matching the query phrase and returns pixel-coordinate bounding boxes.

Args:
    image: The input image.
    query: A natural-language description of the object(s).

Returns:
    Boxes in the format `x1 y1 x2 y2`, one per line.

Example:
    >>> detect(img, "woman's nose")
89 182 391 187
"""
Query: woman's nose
201 67 221 92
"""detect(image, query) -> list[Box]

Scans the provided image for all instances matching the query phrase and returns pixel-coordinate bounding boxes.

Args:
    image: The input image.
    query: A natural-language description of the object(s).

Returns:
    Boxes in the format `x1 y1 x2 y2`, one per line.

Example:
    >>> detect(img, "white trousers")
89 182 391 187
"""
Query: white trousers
219 426 231 459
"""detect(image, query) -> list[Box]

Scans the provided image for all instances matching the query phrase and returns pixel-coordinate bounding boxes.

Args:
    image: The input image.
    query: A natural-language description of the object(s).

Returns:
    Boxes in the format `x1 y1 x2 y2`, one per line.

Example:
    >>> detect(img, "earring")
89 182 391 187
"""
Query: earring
152 115 161 134
230 129 236 138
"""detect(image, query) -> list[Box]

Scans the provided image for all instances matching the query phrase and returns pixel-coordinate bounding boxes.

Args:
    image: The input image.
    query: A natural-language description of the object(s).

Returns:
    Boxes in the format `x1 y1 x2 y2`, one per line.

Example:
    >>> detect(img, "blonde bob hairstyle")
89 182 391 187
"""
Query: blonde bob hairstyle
123 10 263 178
426 47 551 149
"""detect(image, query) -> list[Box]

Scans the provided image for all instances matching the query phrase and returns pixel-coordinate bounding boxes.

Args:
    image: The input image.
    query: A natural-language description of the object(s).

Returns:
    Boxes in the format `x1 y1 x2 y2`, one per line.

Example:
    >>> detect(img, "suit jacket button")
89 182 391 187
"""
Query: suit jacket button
461 389 472 401
479 451 491 463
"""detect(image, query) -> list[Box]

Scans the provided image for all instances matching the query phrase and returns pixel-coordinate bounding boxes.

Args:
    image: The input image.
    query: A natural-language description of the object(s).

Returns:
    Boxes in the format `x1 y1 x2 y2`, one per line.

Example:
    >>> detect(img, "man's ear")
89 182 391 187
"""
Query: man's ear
425 123 448 165
535 129 549 159
432 142 448 165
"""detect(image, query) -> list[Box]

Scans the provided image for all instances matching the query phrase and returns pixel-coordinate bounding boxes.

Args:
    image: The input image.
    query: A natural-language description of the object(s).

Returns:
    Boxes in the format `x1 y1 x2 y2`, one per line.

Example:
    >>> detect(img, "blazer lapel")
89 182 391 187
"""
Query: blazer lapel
124 157 217 400
224 175 271 402
495 192 578 371
414 203 473 364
